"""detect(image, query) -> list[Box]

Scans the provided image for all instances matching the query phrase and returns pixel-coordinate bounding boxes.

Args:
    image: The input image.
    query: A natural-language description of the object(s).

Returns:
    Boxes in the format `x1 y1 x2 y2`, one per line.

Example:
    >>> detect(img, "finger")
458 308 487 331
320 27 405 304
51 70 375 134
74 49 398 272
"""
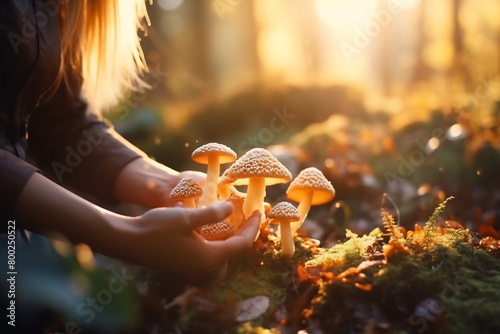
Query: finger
235 210 261 238
179 170 206 187
180 201 233 231
211 210 261 254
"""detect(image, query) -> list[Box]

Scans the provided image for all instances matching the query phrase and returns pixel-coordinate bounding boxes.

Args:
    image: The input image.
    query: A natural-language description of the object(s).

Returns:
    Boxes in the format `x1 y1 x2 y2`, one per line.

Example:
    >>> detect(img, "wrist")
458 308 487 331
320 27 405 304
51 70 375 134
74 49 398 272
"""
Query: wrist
105 213 159 269
114 157 180 207
94 212 138 260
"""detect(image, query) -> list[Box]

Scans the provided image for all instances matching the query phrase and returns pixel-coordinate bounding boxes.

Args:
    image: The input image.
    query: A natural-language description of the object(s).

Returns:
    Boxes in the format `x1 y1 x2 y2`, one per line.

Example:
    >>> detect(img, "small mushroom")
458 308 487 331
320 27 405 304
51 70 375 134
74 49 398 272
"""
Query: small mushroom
192 143 237 207
224 148 292 221
286 167 335 233
199 220 235 241
170 178 203 208
218 169 249 201
267 202 300 258
217 173 237 201
225 193 246 231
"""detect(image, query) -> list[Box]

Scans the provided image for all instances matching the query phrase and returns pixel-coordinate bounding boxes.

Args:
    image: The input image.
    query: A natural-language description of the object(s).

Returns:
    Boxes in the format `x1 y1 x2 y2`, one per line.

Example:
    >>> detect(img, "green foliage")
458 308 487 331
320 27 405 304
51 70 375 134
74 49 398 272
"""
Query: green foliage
211 234 316 306
305 229 381 272
211 267 285 304
426 196 454 228
309 226 500 334
423 196 454 246
170 197 499 334
381 208 407 247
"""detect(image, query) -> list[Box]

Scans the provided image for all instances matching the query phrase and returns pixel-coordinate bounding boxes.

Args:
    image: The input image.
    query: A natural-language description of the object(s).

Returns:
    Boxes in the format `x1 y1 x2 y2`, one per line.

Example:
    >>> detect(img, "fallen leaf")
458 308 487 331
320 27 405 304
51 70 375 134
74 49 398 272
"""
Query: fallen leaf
164 287 200 313
235 296 270 322
297 264 311 283
445 220 465 230
354 283 372 291
478 224 500 239
479 236 500 255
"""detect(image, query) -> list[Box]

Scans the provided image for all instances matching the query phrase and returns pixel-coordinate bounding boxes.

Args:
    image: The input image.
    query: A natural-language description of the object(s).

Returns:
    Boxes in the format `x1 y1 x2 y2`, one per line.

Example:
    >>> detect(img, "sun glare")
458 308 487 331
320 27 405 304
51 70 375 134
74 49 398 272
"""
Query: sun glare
314 0 378 30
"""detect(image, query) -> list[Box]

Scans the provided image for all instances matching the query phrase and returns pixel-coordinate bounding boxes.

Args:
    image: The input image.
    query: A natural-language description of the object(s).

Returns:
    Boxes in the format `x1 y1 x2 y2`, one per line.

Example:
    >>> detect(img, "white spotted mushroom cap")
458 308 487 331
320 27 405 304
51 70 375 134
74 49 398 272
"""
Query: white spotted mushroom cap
192 143 237 164
224 148 292 186
170 178 203 200
286 167 335 205
267 202 300 222
219 168 247 187
200 221 235 241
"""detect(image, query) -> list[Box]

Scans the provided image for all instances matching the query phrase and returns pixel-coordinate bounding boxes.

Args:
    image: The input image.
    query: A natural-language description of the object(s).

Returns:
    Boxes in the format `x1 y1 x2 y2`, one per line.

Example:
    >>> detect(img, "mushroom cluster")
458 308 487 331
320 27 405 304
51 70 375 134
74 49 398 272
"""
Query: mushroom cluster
169 143 336 258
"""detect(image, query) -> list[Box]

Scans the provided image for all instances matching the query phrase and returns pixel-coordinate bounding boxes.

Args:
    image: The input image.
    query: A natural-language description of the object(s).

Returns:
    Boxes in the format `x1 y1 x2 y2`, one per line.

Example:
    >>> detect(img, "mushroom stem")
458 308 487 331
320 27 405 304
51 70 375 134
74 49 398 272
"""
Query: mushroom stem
291 191 312 233
243 177 266 219
227 210 243 231
280 221 295 259
218 183 231 201
183 198 196 209
199 155 220 207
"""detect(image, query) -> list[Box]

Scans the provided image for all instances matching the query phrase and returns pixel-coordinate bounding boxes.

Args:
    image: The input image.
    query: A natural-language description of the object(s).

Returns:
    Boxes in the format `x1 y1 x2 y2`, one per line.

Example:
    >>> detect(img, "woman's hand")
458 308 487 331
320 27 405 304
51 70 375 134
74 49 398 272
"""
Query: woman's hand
16 173 259 283
121 202 260 281
114 157 207 208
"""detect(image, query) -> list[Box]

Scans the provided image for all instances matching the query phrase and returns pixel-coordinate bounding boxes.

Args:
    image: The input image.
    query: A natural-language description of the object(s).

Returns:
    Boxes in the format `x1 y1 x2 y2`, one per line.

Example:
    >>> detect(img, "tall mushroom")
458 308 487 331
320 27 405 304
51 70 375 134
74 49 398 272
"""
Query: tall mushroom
192 143 236 207
170 178 203 208
267 202 300 259
224 148 292 221
286 167 335 233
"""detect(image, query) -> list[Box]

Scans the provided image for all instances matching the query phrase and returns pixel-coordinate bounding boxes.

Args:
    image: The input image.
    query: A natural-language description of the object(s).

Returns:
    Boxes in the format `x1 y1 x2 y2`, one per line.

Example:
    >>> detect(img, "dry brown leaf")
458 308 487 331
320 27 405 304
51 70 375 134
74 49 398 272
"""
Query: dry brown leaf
479 236 500 255
297 263 311 283
445 220 465 230
478 224 500 240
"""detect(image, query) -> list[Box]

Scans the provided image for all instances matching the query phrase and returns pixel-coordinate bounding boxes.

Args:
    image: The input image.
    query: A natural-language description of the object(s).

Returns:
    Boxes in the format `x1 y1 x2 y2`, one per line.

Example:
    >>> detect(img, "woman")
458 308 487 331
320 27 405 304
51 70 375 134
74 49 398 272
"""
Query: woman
0 0 259 280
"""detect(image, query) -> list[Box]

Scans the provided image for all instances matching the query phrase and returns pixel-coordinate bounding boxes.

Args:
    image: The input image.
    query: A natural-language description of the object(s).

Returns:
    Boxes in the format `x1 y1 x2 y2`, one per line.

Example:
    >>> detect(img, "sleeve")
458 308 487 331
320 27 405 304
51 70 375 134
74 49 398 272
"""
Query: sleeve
0 149 39 220
27 75 146 205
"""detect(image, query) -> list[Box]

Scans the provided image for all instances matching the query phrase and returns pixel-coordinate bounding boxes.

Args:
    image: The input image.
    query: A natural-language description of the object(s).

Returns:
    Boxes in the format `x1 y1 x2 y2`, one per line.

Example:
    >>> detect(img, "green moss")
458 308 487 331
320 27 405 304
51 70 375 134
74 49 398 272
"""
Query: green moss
422 196 454 248
187 197 500 334
210 234 315 307
305 229 382 272
310 228 500 333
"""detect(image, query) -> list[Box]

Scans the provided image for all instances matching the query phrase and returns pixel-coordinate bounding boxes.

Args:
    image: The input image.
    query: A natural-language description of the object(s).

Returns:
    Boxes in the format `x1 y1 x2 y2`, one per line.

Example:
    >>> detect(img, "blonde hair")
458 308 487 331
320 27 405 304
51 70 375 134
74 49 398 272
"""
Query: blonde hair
58 0 150 112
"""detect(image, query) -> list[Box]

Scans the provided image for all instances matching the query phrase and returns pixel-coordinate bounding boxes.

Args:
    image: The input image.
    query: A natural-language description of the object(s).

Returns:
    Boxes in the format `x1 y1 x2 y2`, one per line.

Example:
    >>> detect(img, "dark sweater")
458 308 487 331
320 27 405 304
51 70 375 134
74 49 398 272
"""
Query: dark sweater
0 0 143 227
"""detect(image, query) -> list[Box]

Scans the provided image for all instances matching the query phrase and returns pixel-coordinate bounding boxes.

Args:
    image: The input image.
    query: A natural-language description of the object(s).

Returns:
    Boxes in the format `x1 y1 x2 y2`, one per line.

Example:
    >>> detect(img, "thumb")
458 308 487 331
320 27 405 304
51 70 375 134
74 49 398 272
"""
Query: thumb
180 202 234 231
210 210 261 254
